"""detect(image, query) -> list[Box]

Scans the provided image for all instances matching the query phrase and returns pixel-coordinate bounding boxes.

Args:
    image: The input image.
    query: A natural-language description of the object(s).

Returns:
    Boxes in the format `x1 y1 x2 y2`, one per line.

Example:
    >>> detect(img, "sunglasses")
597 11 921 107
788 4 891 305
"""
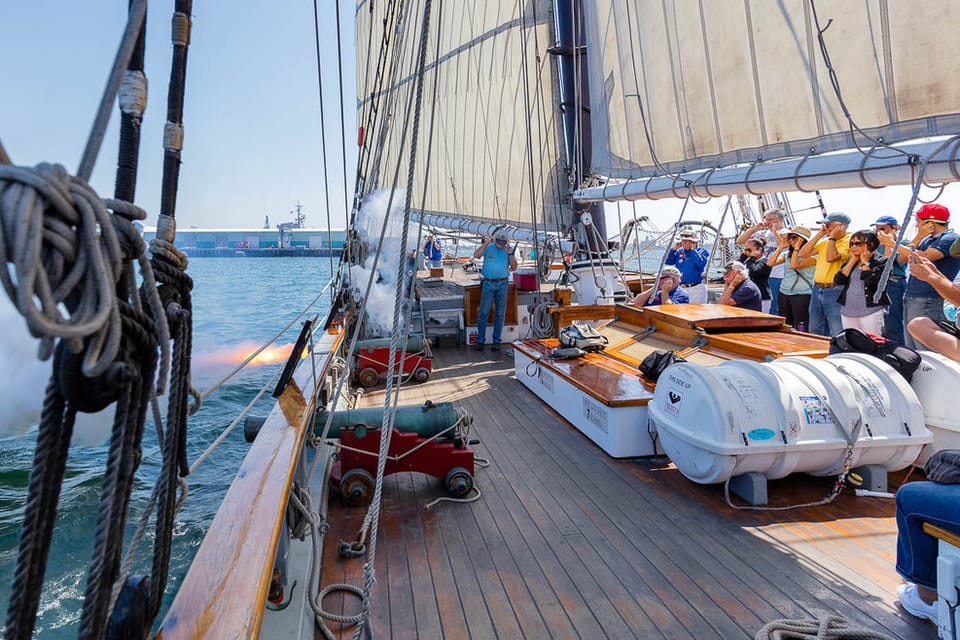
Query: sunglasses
787 234 800 240
849 241 868 247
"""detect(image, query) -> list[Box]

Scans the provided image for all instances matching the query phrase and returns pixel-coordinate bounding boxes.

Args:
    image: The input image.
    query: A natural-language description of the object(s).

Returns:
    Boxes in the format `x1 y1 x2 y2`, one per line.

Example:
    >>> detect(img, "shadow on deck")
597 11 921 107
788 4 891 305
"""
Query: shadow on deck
317 344 935 639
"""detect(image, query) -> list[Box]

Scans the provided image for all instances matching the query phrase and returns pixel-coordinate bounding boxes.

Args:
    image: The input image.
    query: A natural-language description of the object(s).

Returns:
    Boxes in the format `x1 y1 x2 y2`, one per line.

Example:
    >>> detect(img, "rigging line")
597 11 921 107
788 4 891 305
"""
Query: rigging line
76 0 147 181
357 1 436 637
414 0 445 228
196 281 332 401
352 0 399 201
872 134 960 303
808 0 910 161
333 0 352 237
531 36 565 246
364 0 415 192
311 0 336 279
517 0 541 279
111 361 285 615
317 1 421 447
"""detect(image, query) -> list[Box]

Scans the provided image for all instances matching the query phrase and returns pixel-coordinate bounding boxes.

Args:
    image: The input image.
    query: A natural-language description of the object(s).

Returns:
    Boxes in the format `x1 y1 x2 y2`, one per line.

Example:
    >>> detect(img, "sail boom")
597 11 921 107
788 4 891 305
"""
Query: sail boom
574 138 960 203
414 211 558 244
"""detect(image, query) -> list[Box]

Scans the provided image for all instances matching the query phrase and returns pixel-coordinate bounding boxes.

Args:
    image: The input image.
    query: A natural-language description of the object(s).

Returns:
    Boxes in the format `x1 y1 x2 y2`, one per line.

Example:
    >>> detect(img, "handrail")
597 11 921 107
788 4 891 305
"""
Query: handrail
156 324 345 639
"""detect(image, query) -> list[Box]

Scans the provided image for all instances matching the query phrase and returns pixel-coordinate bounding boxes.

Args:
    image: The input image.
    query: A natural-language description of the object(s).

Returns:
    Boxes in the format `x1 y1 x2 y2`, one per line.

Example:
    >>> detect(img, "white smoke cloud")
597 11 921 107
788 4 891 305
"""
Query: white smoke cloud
350 189 420 337
0 297 116 445
0 298 47 435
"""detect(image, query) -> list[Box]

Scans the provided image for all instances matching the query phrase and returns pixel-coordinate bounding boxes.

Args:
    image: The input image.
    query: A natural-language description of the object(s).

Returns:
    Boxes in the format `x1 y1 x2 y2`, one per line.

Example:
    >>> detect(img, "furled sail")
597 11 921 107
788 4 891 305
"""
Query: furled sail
576 0 960 201
355 0 571 232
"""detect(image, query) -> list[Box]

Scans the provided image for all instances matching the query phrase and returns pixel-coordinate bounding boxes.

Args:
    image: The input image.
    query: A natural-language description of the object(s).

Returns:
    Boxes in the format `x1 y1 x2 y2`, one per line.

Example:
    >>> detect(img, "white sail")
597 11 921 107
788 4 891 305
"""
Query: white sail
578 0 960 200
356 0 568 231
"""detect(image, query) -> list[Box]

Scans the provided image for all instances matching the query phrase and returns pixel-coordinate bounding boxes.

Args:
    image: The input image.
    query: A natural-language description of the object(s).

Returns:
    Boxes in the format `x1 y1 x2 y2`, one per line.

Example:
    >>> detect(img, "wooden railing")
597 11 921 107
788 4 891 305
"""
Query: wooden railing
156 326 344 639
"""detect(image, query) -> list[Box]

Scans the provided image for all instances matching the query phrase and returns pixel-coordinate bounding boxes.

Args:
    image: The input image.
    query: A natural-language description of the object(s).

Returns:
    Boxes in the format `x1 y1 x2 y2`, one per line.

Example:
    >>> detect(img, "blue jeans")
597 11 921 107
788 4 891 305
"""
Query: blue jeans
768 277 782 315
808 285 843 337
476 279 509 344
427 258 442 268
883 277 907 344
904 294 948 350
896 481 960 589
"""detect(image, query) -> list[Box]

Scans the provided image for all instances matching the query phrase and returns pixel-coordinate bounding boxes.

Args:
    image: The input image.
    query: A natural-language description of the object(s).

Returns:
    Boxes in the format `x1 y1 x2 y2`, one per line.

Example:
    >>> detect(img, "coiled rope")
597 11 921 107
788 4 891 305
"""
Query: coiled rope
755 615 894 639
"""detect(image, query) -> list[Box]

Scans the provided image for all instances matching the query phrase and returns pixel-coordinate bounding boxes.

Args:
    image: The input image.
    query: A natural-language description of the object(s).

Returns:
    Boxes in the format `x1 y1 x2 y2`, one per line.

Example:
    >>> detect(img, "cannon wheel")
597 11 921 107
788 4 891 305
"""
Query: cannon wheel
444 467 474 498
357 367 380 388
340 468 375 506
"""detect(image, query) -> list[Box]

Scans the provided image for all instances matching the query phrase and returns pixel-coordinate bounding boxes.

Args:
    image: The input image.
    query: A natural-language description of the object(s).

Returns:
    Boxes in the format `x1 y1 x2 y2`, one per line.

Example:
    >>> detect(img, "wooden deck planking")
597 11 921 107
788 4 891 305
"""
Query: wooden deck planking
499 368 768 638
473 391 657 638
317 345 936 639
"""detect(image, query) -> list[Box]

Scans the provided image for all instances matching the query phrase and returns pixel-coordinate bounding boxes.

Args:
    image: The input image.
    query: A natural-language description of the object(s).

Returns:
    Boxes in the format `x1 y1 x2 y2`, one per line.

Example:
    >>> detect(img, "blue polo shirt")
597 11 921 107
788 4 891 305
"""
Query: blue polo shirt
643 288 690 306
423 238 442 261
481 244 511 279
906 230 960 298
665 246 709 286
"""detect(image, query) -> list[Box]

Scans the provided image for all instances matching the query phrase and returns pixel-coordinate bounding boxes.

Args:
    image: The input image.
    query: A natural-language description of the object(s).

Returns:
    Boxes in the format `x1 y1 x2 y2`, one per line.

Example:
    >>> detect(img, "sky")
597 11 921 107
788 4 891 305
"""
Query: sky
3 1 960 236
2 1 357 231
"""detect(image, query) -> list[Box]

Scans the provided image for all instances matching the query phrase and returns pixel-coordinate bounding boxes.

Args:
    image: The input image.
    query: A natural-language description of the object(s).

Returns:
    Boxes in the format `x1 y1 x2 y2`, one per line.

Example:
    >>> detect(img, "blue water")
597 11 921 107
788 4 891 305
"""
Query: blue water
0 257 334 637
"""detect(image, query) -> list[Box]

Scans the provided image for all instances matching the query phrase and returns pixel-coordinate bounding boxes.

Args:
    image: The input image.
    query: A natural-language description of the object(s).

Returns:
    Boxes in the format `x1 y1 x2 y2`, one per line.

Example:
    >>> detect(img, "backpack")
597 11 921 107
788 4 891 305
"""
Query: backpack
558 323 608 353
925 449 960 484
828 328 921 381
638 349 687 382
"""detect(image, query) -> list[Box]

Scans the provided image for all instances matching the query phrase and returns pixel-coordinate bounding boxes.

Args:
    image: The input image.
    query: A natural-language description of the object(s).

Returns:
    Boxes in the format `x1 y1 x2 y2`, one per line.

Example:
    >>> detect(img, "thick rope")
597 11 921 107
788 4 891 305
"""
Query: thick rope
0 163 166 639
755 615 894 639
0 163 124 375
3 383 72 640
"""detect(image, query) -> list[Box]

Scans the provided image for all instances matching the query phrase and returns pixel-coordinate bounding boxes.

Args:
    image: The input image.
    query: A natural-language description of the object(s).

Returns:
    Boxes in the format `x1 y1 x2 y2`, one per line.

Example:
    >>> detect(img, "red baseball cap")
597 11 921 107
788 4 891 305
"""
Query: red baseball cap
916 203 950 222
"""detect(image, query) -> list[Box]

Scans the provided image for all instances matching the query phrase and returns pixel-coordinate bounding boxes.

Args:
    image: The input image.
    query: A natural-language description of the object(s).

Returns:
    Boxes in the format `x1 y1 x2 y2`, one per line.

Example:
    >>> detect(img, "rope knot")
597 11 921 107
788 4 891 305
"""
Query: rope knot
0 162 135 377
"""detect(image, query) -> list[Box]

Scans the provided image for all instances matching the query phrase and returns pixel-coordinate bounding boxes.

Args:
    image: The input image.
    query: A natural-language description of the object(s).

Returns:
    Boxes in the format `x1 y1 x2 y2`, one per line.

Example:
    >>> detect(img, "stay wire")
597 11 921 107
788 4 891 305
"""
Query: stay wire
311 0 336 280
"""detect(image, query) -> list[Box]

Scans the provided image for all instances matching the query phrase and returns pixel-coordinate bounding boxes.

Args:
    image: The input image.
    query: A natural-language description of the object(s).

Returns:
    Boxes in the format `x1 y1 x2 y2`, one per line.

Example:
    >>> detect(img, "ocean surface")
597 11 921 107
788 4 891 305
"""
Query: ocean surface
0 257 334 637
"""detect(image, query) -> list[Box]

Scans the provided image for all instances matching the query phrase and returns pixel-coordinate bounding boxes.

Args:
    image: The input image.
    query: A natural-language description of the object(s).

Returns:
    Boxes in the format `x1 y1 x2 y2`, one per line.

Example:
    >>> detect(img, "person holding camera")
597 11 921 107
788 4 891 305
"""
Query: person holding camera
878 203 960 350
472 232 518 351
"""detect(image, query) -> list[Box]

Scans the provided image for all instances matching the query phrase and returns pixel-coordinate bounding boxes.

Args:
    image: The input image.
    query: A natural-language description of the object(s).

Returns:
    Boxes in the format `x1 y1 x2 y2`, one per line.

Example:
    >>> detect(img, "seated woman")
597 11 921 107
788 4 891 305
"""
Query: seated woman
906 253 960 360
738 238 772 312
631 266 690 307
895 480 960 623
833 229 890 335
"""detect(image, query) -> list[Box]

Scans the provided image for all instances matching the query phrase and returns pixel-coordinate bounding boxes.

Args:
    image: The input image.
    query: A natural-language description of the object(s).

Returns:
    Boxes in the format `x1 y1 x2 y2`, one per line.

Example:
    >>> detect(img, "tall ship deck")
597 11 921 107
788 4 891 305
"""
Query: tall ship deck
317 339 931 639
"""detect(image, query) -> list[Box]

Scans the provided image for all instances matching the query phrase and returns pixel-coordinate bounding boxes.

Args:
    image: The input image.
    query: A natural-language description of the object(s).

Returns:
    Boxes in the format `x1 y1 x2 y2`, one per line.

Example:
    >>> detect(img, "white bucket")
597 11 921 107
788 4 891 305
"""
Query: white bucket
649 353 930 484
910 350 960 465
568 258 628 305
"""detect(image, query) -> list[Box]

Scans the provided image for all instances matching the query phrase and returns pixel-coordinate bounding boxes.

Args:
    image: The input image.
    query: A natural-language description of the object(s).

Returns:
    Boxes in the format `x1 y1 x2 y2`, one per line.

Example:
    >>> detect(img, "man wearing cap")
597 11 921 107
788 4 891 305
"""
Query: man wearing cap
631 266 690 307
878 203 960 350
718 261 762 311
665 229 709 303
797 212 851 336
873 215 908 343
472 232 518 351
737 208 787 314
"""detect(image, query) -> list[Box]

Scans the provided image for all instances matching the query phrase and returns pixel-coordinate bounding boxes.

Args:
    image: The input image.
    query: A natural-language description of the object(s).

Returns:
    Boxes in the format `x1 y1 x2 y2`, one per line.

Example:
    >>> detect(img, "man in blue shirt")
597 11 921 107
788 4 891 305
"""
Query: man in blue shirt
873 215 908 343
879 203 960 350
423 233 443 269
631 266 690 306
718 261 762 311
665 229 709 303
472 232 518 351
